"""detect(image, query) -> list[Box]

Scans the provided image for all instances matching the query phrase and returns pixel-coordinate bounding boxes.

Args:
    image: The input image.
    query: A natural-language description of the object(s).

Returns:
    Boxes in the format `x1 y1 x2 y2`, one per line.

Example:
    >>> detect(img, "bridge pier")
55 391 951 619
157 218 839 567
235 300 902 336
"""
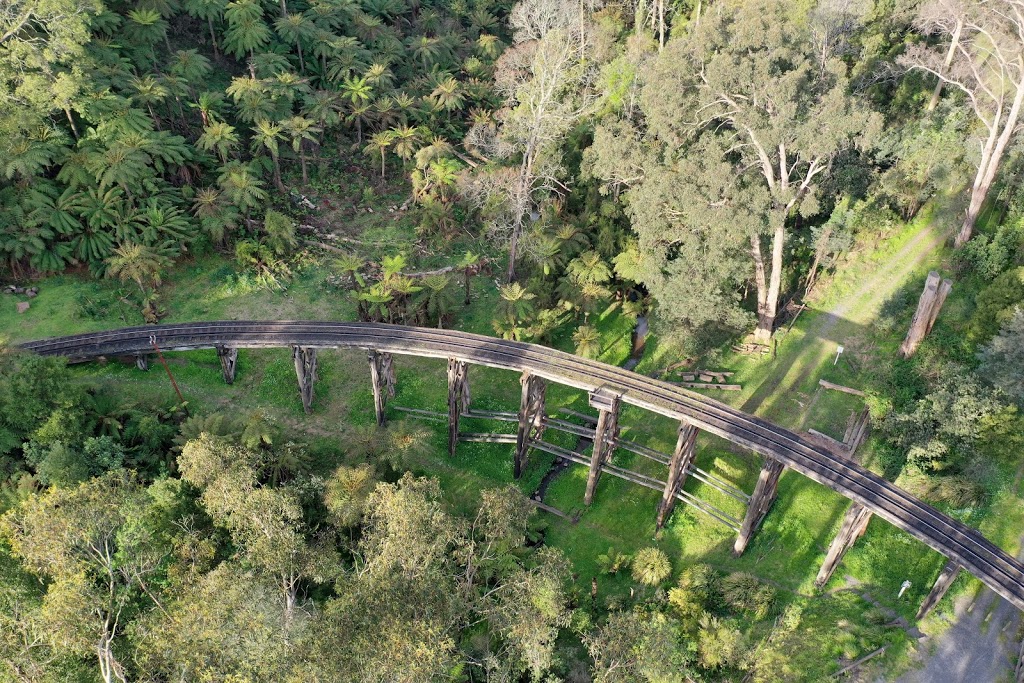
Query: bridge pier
815 503 873 587
135 354 149 371
656 422 698 529
367 350 395 426
292 346 318 414
917 559 961 620
514 371 547 478
216 346 238 384
447 359 470 456
584 388 621 506
734 457 785 555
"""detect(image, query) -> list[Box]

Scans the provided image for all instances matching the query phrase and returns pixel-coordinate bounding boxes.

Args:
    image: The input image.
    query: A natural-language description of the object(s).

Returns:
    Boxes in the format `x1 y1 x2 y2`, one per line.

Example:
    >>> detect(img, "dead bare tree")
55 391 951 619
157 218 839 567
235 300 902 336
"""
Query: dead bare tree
463 16 595 282
902 0 1024 247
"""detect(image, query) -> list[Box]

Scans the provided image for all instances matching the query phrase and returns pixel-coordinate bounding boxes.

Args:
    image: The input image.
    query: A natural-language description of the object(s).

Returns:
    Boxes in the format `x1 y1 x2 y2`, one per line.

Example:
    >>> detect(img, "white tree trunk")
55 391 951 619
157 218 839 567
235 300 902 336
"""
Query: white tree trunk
753 221 785 342
928 18 963 112
956 70 1024 247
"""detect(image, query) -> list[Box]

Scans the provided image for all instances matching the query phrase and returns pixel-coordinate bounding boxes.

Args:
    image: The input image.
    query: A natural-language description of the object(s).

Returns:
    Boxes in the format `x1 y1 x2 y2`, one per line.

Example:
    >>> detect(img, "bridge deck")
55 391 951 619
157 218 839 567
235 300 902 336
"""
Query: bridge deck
20 320 1024 611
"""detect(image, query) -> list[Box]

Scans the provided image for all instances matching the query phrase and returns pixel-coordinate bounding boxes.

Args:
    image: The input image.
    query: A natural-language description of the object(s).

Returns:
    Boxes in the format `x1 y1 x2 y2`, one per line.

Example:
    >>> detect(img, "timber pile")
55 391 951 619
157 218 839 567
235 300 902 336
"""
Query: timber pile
733 342 771 355
899 271 953 358
669 369 740 391
843 408 871 455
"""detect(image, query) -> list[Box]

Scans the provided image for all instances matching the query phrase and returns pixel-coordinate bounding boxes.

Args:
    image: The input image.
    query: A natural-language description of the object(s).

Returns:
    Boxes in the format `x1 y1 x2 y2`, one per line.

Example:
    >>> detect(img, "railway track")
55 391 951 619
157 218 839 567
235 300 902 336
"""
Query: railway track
19 320 1024 611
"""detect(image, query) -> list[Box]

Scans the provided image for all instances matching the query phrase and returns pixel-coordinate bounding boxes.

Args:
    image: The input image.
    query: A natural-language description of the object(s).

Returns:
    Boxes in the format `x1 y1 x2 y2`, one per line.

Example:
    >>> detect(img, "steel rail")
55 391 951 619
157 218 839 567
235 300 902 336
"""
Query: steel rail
18 321 1024 610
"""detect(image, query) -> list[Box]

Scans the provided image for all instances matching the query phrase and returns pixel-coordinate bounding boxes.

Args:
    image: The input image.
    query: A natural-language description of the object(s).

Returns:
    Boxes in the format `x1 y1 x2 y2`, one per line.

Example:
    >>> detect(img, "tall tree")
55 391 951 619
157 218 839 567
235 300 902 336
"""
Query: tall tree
902 0 1024 247
594 0 879 340
0 472 165 683
463 21 593 282
251 118 287 191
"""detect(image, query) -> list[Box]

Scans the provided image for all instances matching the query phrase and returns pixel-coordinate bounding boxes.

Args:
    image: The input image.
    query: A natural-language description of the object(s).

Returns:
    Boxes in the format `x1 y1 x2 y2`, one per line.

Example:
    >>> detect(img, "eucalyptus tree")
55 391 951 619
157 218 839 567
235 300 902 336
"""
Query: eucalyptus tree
592 0 879 340
463 18 594 282
0 0 102 138
179 435 340 631
0 472 165 683
902 0 1024 247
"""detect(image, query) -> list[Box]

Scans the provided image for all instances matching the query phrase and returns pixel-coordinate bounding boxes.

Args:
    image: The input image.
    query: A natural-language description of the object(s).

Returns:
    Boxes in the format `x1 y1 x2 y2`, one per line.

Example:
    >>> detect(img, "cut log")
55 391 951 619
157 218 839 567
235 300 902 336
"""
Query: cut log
819 379 866 397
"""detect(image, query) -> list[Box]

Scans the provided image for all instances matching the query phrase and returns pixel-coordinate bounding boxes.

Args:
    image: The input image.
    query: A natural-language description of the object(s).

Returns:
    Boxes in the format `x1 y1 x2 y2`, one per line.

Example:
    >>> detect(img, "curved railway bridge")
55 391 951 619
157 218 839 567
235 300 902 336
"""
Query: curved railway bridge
20 320 1024 618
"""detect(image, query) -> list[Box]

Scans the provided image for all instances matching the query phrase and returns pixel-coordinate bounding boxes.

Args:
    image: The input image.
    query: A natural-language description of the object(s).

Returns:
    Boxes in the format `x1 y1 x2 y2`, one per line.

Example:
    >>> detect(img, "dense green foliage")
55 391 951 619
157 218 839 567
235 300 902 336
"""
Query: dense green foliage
5 0 1024 680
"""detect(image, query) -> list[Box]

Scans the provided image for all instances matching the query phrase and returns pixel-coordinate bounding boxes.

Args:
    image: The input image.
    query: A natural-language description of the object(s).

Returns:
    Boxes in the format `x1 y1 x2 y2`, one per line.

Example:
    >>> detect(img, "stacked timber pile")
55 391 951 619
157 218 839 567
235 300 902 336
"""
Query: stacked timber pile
669 370 741 391
733 342 771 355
899 270 952 358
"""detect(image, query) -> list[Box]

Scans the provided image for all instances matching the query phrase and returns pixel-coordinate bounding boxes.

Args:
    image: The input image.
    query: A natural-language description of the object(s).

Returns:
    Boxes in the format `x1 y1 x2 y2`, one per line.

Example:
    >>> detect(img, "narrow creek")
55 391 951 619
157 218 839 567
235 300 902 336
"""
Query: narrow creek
529 316 648 505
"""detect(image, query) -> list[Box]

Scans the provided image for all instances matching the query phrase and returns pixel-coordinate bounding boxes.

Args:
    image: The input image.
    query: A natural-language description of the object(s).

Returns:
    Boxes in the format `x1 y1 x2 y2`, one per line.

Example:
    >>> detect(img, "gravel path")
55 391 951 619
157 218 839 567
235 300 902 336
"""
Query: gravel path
894 538 1024 683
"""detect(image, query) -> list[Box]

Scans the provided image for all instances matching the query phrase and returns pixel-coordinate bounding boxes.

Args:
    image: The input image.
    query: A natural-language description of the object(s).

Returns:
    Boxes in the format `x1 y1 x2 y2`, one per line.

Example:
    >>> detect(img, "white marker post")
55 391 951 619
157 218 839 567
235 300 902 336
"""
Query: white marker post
834 345 844 366
898 580 912 599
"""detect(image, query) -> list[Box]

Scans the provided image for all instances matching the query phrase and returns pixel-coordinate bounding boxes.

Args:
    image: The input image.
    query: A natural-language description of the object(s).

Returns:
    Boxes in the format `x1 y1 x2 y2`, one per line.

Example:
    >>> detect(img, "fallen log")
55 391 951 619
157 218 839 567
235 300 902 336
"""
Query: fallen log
831 646 887 679
819 379 866 397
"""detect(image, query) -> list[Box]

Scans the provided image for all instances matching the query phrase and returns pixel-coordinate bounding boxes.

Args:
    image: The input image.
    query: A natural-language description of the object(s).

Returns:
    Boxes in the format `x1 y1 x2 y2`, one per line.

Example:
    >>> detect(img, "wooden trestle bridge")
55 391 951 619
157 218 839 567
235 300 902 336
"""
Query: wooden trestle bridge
20 321 1024 620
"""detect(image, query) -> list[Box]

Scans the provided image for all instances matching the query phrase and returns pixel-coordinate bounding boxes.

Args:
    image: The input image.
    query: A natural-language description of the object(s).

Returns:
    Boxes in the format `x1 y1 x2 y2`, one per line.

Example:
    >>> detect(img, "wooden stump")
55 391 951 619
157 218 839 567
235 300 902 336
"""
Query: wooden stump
292 346 318 414
734 457 785 555
815 503 873 587
899 271 953 358
514 372 547 478
584 388 620 506
917 559 961 620
135 354 149 371
656 422 698 529
216 346 238 384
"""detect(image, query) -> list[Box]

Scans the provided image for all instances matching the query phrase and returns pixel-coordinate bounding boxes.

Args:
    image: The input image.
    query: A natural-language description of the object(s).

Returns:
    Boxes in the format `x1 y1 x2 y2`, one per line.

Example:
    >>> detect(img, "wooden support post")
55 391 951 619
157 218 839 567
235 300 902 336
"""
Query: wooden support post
899 272 953 358
734 457 784 555
447 359 470 456
917 559 961 620
367 350 395 426
584 388 621 506
514 371 547 479
135 354 149 371
814 503 873 587
656 422 698 529
292 346 318 414
216 345 238 384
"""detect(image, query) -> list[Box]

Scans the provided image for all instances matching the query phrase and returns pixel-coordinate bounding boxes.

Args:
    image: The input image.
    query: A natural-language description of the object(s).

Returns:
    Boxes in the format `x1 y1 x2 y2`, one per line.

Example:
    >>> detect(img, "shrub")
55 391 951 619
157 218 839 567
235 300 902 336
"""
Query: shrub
720 572 777 620
631 547 672 586
968 266 1024 344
